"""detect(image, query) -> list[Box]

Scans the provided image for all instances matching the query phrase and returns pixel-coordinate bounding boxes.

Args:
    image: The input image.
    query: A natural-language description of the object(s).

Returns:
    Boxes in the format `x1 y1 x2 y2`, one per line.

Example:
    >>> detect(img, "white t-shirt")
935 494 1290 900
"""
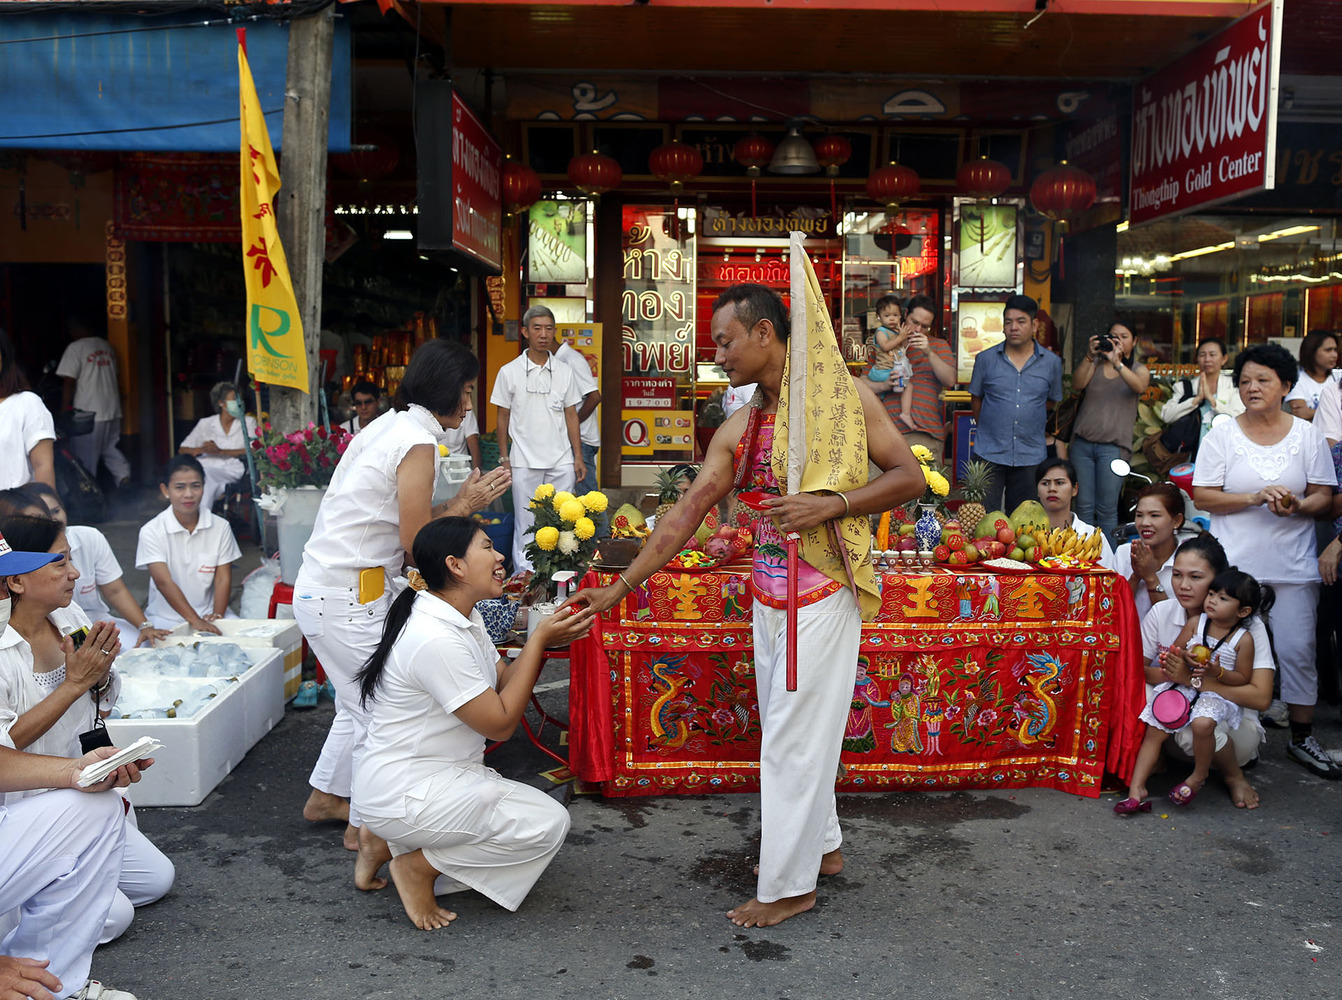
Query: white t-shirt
439 410 479 459
298 405 442 588
553 343 600 447
180 413 258 453
0 604 121 801
0 392 56 490
55 337 121 421
1140 597 1276 675
354 592 497 820
1316 378 1342 445
1112 539 1176 619
1193 416 1337 583
67 525 122 620
135 507 241 626
490 353 582 469
1285 370 1341 412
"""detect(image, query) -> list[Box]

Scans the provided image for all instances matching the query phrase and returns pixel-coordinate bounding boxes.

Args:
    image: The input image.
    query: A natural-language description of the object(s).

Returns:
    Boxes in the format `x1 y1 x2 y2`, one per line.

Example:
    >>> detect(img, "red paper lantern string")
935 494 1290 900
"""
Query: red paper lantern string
502 158 542 218
814 134 852 228
957 156 1013 250
866 163 920 241
567 151 623 200
648 141 704 238
1029 160 1097 279
732 134 774 218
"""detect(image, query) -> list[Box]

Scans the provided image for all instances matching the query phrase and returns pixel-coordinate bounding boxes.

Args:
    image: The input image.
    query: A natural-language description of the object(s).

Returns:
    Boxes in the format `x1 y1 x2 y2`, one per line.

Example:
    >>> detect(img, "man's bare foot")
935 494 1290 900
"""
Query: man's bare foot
354 826 392 891
752 848 844 879
727 891 816 928
343 824 359 852
302 789 349 824
1226 774 1260 810
389 851 458 930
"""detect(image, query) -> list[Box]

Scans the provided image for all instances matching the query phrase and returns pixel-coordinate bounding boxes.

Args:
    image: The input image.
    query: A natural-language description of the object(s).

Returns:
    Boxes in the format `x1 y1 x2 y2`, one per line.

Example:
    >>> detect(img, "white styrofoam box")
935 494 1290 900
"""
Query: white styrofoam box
156 618 304 701
106 648 282 807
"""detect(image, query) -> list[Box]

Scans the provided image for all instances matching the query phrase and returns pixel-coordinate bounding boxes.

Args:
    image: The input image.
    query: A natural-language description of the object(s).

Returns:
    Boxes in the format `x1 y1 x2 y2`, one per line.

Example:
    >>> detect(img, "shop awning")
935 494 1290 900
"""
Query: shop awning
0 13 351 151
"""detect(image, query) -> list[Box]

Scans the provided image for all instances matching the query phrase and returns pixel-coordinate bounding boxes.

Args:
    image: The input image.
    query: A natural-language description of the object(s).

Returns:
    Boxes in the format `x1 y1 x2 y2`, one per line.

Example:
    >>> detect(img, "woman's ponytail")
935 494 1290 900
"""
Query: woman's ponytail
357 589 418 709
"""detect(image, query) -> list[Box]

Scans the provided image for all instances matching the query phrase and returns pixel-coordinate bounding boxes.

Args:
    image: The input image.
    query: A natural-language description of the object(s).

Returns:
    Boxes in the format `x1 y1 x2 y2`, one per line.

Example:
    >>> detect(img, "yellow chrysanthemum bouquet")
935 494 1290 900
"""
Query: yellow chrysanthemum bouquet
525 482 608 586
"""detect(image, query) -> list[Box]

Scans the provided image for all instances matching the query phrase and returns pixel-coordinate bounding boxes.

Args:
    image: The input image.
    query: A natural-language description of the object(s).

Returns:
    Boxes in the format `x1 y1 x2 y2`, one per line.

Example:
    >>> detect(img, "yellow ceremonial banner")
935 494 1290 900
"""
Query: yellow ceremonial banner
238 33 308 392
771 232 880 621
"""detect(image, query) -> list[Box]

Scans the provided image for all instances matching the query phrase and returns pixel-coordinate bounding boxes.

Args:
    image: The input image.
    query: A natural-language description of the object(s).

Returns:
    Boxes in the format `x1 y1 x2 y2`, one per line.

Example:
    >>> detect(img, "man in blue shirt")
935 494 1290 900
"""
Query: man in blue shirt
968 294 1063 512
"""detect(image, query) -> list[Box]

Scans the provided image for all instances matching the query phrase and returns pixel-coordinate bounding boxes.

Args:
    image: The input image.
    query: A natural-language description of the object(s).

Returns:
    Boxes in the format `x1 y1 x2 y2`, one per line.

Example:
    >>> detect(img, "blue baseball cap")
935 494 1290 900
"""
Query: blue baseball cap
0 531 61 576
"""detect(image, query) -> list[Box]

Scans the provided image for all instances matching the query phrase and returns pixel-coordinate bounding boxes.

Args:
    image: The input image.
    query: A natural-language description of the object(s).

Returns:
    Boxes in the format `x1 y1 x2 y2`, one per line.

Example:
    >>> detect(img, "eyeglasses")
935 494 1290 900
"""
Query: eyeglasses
525 363 553 394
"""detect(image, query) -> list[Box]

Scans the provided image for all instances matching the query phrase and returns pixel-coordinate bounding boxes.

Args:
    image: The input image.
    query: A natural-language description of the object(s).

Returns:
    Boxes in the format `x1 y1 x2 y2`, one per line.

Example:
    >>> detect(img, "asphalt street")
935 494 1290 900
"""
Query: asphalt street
91 684 1342 1000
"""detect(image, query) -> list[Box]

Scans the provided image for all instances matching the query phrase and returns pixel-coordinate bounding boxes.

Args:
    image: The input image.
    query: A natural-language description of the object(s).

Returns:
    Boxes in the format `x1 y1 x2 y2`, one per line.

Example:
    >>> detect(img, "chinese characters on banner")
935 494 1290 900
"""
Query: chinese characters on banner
238 30 309 392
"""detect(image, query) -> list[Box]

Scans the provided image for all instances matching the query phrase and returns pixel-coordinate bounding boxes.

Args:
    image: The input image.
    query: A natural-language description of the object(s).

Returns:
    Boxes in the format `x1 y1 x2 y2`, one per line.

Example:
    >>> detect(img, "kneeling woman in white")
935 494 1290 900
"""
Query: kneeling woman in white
0 514 174 940
352 518 594 930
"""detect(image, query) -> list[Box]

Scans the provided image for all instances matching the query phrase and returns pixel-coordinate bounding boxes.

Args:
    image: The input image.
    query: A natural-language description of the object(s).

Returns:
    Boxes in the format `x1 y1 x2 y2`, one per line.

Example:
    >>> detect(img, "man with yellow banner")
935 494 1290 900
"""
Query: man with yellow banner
237 29 308 393
563 238 923 929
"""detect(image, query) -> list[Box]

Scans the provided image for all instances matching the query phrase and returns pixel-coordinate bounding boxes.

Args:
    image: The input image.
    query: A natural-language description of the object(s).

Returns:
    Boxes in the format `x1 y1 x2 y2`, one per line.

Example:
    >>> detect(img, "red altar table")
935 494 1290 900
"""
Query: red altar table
569 568 1145 798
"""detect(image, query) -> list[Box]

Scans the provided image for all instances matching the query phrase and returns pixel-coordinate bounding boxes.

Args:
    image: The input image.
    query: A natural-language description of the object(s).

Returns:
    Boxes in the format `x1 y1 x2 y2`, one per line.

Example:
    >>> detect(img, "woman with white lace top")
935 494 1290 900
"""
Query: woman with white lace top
1193 342 1339 779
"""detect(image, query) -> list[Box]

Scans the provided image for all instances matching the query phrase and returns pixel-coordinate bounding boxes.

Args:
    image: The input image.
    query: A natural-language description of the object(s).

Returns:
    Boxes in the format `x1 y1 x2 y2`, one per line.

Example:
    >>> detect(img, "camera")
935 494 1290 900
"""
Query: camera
1096 335 1114 353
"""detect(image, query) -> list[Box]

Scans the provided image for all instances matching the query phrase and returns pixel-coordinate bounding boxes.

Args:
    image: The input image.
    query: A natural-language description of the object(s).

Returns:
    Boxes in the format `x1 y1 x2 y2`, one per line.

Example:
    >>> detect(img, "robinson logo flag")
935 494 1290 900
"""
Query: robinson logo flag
238 30 308 392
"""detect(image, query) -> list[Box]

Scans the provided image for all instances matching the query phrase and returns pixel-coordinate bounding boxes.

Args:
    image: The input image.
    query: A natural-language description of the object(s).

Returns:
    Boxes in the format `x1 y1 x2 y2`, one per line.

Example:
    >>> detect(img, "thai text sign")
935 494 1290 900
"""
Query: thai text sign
621 205 695 377
238 32 308 392
622 377 677 409
1129 0 1281 227
450 90 503 270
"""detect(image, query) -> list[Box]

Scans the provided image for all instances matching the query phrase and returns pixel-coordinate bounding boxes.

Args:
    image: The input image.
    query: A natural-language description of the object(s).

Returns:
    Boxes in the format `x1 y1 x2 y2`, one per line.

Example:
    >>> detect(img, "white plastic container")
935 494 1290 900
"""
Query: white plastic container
274 486 326 585
106 647 283 807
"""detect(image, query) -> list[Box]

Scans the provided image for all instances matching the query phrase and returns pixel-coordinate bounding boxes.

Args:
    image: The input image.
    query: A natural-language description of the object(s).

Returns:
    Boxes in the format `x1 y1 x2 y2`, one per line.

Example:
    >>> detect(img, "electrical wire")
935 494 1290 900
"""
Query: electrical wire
4 108 281 141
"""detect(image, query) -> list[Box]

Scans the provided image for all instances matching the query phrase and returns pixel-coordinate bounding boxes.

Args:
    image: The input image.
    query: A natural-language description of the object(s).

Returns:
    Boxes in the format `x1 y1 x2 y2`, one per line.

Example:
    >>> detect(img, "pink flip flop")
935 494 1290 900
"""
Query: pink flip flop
1168 782 1199 806
1113 797 1152 816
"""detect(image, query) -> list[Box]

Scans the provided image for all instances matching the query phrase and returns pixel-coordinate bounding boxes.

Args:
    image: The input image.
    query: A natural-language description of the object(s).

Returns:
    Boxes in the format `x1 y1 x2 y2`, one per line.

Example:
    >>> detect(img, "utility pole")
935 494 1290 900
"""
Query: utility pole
271 6 334 432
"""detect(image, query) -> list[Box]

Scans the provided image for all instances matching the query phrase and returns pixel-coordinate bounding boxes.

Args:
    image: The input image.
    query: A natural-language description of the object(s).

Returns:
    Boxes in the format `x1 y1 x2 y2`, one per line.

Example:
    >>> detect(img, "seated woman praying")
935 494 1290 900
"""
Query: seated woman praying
350 517 595 930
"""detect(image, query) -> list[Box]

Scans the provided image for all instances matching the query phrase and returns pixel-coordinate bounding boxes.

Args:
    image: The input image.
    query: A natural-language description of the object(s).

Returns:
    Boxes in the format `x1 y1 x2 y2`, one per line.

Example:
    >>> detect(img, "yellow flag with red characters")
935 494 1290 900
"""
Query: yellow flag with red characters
238 32 308 392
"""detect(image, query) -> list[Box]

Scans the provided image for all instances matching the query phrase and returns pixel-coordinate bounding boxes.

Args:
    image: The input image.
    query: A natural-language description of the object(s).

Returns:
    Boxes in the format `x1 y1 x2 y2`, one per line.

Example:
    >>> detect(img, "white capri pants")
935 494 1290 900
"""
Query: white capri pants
1170 710 1266 768
359 762 570 912
101 799 175 943
752 587 860 903
70 420 131 483
1270 582 1319 707
0 789 126 996
509 464 575 574
197 455 245 512
293 578 392 828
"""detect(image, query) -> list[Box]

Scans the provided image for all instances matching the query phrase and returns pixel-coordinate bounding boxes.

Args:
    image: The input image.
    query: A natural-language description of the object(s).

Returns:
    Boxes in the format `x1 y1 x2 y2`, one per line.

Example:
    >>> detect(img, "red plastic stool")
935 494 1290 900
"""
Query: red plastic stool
269 581 325 683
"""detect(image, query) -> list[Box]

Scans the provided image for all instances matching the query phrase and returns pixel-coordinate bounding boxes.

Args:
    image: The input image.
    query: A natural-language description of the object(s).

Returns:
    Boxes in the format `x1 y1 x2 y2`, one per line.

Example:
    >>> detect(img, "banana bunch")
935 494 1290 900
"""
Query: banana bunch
611 523 652 540
1039 526 1105 563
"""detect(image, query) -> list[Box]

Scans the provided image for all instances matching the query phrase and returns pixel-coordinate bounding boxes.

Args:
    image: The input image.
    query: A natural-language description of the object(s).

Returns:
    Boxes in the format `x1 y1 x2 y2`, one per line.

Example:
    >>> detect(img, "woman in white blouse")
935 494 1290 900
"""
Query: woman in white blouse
1286 330 1339 421
352 518 594 929
0 330 56 491
1193 343 1339 779
0 513 174 940
295 341 511 864
177 381 258 511
1159 338 1244 455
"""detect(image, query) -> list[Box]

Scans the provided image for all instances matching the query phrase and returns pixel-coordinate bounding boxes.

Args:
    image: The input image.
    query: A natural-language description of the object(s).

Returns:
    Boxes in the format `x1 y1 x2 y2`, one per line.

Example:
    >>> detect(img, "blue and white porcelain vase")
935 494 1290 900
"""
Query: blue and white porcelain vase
913 503 941 552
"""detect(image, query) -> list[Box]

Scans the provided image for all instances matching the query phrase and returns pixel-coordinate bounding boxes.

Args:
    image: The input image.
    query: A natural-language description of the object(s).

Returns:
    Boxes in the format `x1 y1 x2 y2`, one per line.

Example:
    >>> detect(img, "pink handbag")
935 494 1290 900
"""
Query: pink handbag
1151 683 1197 729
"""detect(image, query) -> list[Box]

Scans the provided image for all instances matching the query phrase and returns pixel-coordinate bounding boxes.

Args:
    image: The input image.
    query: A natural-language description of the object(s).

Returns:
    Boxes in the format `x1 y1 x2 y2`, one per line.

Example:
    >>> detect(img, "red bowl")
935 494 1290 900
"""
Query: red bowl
736 491 779 511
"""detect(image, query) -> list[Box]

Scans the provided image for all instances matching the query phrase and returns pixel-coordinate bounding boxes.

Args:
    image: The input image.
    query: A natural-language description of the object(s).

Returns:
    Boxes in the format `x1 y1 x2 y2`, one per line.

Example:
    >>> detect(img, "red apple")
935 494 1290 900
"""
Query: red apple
997 527 1016 546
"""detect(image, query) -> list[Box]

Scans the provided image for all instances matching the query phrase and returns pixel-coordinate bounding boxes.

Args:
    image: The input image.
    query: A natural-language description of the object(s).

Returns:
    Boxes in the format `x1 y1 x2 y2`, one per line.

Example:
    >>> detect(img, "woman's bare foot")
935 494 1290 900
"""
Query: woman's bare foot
1226 774 1260 809
727 891 816 928
302 789 349 824
389 851 458 930
343 824 359 852
354 826 392 891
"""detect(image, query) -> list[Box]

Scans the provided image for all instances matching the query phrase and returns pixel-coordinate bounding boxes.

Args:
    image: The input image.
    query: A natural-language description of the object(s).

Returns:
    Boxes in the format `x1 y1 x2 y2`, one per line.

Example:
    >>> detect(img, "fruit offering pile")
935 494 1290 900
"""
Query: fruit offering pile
667 522 753 571
877 500 1107 571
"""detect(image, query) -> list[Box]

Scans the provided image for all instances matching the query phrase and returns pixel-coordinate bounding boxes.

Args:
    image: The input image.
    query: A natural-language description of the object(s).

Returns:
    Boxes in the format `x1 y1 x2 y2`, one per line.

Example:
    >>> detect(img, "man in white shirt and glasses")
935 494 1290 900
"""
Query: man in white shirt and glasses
491 306 585 572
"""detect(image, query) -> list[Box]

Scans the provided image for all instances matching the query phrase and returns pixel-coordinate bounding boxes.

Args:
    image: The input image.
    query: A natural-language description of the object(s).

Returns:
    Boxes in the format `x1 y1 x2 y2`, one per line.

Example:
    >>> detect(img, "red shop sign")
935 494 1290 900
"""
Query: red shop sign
1129 0 1282 227
622 377 677 409
449 90 503 270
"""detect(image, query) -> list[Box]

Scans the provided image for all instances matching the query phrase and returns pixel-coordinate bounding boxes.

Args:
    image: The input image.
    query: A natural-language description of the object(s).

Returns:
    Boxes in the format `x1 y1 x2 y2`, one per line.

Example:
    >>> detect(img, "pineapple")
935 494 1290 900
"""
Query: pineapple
654 466 685 521
956 459 994 534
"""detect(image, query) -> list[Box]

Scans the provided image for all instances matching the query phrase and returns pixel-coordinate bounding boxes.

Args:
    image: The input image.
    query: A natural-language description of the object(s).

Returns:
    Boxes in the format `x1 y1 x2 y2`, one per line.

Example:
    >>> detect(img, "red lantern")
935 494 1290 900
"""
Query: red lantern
732 135 774 178
1029 160 1097 225
866 162 920 210
1029 160 1097 278
814 135 852 178
957 156 1012 200
648 141 703 195
502 158 542 217
331 131 400 181
567 151 622 199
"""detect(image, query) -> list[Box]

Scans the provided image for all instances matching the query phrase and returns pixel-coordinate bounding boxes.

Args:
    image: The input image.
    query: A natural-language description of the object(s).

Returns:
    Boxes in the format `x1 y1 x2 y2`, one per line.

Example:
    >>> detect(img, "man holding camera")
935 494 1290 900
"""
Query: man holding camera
968 294 1063 512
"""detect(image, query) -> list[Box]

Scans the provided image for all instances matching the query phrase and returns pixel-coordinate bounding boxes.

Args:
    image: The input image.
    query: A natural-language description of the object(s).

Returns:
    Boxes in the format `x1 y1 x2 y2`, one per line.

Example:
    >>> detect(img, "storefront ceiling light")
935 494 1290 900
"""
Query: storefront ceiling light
768 125 819 175
382 229 414 240
1256 225 1319 242
1116 221 1130 233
